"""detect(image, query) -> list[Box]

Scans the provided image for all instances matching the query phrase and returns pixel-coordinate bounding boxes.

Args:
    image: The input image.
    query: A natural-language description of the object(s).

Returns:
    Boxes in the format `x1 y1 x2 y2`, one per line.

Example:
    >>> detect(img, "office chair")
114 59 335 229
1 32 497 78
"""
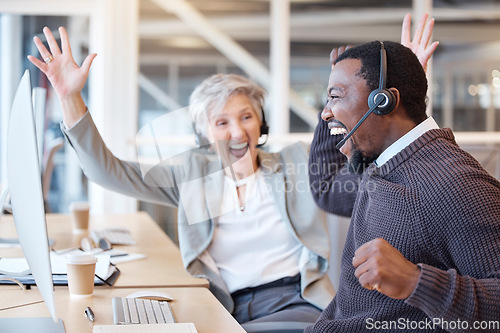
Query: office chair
42 137 64 212
241 214 350 333
242 321 313 333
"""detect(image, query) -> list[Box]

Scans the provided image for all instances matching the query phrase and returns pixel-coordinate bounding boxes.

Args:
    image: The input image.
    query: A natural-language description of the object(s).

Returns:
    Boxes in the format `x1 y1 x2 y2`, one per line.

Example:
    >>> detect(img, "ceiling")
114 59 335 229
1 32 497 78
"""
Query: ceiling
137 0 500 67
10 0 500 79
132 0 500 128
13 0 500 125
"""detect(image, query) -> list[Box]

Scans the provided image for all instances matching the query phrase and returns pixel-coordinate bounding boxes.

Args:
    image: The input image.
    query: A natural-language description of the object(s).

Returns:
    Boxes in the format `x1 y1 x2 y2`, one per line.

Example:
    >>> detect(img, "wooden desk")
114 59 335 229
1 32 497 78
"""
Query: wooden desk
0 212 208 288
0 287 245 333
0 287 43 310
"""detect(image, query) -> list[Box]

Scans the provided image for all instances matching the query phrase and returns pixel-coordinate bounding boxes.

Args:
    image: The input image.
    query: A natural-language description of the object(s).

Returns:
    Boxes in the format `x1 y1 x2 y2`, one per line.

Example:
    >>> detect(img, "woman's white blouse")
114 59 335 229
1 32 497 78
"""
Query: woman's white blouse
208 169 302 293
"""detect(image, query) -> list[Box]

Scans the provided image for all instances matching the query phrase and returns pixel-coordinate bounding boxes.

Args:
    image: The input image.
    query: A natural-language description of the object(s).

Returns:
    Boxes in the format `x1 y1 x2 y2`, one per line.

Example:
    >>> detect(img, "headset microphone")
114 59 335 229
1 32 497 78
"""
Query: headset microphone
335 41 396 150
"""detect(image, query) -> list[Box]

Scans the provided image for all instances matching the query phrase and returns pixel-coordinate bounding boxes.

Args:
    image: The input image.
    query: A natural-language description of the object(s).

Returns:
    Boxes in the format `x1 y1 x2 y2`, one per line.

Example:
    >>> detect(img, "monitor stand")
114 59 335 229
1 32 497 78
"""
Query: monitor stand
0 318 65 332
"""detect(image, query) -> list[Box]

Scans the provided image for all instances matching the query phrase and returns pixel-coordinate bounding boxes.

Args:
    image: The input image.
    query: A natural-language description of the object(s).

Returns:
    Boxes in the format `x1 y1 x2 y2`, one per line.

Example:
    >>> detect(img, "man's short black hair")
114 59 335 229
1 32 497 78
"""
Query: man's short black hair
336 40 428 124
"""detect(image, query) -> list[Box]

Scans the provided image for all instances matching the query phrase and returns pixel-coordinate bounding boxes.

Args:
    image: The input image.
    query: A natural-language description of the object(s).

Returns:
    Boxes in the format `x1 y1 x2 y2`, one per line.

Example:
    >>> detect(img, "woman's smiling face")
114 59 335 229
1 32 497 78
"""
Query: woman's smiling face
207 93 262 178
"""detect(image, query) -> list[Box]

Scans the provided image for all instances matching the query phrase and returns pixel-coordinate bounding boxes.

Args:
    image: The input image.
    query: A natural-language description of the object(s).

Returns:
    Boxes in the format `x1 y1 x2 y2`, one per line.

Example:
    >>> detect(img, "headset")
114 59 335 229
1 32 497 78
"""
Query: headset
336 41 397 150
194 108 269 148
257 108 270 147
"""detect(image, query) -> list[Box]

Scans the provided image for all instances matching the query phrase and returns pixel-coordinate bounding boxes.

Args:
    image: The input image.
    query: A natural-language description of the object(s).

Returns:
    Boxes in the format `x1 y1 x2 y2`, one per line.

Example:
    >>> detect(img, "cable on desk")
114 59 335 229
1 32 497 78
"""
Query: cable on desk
0 277 27 290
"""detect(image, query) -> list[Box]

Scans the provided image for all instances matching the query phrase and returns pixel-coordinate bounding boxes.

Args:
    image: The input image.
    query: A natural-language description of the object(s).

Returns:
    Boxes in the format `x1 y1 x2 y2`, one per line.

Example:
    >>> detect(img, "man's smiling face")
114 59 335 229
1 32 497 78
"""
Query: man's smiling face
322 58 389 174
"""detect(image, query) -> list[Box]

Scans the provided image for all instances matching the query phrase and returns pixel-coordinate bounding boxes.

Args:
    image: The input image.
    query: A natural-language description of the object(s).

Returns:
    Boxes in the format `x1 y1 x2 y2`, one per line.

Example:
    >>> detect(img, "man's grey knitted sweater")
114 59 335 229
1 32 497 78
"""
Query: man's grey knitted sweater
307 119 500 332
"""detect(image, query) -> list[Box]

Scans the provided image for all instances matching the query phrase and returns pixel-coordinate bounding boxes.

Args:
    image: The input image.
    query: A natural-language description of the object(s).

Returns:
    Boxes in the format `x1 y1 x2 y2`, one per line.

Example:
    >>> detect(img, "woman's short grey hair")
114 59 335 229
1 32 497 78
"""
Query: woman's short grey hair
189 73 266 140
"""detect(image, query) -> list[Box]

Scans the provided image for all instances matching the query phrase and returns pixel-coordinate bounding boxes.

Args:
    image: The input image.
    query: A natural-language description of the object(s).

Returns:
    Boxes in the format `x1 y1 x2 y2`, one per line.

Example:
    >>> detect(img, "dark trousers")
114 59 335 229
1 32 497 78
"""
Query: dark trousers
231 274 321 325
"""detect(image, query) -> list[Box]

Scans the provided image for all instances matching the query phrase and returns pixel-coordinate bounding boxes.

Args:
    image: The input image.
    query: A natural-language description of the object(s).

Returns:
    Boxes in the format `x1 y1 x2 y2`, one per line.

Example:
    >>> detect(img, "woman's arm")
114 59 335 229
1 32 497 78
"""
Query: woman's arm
62 111 181 207
29 27 181 207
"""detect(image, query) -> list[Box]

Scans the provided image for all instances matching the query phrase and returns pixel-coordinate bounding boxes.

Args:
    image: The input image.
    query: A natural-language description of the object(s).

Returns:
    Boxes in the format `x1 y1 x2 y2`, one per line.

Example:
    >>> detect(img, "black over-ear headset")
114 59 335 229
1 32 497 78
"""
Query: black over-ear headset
257 108 269 147
336 41 396 149
194 108 269 148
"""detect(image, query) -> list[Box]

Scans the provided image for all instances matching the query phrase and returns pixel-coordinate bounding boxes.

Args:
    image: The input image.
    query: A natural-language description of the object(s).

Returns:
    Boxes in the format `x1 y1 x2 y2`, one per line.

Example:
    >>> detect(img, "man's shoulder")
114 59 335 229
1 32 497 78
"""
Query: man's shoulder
415 130 488 177
408 136 500 203
386 129 499 196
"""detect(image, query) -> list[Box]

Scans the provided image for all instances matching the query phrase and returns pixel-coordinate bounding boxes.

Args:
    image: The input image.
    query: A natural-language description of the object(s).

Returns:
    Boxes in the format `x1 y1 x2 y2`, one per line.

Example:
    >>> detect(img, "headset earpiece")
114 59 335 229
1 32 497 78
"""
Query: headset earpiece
193 124 210 148
194 132 210 147
368 41 396 116
368 88 396 116
259 108 269 136
257 108 269 147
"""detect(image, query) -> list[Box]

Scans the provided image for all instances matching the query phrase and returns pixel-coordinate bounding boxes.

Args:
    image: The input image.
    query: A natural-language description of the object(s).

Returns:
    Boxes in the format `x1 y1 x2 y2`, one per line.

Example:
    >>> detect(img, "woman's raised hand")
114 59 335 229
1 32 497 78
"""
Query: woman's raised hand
27 26 96 126
401 13 439 72
329 45 354 67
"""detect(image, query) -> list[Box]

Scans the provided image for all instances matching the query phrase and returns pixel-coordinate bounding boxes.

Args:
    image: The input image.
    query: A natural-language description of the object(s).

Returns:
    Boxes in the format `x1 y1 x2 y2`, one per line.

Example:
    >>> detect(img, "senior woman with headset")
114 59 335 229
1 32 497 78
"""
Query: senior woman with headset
28 13 435 326
29 27 334 325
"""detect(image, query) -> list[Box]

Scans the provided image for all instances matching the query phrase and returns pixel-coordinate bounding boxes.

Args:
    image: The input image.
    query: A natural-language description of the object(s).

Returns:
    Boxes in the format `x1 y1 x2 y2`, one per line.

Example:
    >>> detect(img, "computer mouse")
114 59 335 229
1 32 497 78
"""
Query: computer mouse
126 290 174 302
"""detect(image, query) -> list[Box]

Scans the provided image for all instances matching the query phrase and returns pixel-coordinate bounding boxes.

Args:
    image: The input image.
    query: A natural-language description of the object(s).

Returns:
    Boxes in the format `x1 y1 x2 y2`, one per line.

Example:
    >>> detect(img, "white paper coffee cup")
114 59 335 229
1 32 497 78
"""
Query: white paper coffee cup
69 201 90 234
66 253 97 298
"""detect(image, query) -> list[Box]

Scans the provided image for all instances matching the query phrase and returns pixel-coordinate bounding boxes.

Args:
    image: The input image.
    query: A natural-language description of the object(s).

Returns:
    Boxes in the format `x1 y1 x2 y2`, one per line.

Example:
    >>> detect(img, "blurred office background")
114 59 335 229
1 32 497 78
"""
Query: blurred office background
1 0 500 244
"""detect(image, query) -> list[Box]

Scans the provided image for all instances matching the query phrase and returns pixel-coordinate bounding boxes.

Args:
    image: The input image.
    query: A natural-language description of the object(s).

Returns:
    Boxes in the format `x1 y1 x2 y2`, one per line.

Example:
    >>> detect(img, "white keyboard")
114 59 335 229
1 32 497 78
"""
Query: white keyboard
112 297 176 324
91 228 136 245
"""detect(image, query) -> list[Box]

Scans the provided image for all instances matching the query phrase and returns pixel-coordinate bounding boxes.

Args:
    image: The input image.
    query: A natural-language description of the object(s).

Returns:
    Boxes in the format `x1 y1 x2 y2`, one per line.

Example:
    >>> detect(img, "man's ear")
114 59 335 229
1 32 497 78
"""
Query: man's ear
387 87 413 122
388 88 400 110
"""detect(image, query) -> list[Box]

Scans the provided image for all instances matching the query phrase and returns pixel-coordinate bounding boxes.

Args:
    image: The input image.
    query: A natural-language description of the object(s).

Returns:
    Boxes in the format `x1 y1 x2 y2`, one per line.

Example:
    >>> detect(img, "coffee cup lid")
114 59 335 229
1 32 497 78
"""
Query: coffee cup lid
66 253 97 264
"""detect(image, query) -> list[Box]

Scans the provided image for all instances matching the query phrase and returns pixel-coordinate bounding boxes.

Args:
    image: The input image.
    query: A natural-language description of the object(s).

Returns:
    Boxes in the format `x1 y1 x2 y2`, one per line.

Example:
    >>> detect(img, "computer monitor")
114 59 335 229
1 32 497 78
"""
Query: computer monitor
6 70 58 322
